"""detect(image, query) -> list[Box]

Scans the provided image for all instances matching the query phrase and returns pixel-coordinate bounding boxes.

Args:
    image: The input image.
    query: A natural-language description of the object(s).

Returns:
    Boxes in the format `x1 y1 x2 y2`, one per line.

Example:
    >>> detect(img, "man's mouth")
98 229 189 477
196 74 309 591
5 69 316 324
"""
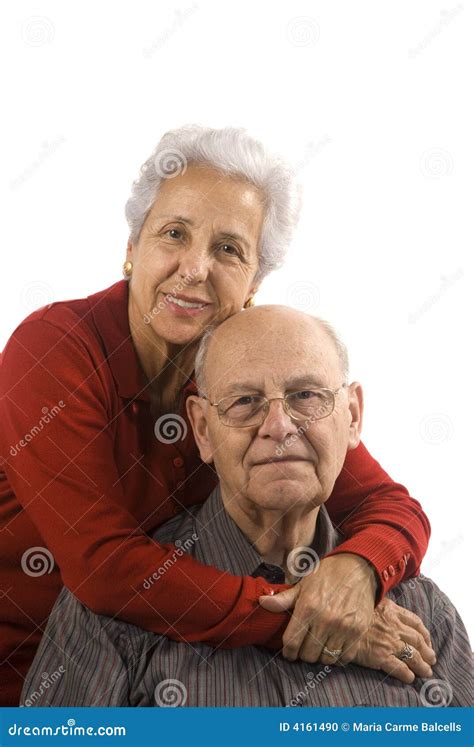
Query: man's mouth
253 456 308 466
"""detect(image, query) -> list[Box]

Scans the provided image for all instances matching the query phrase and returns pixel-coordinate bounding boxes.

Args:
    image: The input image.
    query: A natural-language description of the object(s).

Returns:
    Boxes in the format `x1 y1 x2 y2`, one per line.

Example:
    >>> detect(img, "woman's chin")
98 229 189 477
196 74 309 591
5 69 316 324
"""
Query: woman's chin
150 316 213 347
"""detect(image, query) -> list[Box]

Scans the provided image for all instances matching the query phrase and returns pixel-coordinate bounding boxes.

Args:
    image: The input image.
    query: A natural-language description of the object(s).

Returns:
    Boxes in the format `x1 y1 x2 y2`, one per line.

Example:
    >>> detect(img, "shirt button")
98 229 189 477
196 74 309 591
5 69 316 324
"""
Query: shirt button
173 457 184 468
382 570 389 581
388 565 395 576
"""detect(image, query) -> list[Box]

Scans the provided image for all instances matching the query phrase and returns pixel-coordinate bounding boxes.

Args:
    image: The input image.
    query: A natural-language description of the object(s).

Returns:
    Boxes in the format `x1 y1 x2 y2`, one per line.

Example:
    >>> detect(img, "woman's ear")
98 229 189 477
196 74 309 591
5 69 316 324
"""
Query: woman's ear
186 395 214 464
346 382 364 450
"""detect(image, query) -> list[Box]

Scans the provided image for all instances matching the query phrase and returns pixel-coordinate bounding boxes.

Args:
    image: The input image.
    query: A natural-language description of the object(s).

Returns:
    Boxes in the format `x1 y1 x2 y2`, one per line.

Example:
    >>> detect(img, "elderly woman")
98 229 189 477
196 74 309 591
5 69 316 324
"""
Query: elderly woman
0 126 431 706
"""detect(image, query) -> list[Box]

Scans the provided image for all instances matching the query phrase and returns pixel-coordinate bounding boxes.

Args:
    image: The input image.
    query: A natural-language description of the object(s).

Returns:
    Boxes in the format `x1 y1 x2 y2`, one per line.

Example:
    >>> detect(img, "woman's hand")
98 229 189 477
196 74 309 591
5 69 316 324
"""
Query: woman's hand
259 552 378 663
353 597 437 683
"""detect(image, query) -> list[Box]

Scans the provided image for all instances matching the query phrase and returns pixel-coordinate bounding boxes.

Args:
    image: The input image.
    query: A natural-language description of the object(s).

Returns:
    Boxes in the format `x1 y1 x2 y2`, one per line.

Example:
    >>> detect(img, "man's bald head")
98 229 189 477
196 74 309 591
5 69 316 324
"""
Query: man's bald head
195 305 349 397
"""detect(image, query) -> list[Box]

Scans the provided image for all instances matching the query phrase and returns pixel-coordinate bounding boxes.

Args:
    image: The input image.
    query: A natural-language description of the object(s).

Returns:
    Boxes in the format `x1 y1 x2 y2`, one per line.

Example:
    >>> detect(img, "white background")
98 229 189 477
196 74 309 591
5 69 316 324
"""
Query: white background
1 1 473 639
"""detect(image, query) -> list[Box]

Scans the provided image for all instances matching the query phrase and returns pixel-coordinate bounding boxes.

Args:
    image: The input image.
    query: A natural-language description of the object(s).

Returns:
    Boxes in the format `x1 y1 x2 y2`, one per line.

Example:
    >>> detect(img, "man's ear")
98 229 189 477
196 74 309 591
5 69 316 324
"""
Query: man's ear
186 395 214 464
346 382 364 450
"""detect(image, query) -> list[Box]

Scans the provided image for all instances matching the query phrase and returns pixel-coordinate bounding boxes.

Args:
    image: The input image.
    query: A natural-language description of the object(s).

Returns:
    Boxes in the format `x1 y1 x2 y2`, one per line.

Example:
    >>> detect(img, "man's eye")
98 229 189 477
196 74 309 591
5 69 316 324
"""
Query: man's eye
294 390 323 400
232 395 255 407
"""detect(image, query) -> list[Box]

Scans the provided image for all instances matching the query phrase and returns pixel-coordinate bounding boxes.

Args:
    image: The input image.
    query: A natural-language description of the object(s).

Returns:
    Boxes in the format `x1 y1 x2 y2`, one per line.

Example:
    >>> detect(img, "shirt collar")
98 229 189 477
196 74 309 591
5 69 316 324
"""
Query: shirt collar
191 485 342 577
87 280 198 402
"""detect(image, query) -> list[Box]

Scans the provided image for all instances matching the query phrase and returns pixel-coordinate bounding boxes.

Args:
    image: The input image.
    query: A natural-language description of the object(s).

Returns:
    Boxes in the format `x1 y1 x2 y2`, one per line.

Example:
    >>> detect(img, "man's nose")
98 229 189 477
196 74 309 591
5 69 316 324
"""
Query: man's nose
257 399 299 442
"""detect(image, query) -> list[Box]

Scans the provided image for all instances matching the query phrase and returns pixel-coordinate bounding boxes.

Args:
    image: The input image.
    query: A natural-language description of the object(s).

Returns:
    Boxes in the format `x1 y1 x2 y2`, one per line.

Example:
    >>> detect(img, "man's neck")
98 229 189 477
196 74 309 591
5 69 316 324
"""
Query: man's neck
222 494 320 583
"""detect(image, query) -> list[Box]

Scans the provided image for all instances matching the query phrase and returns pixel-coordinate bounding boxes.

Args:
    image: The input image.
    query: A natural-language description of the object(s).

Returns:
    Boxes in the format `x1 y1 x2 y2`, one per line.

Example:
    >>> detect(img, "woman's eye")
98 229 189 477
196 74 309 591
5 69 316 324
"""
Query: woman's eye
165 228 182 240
220 243 240 257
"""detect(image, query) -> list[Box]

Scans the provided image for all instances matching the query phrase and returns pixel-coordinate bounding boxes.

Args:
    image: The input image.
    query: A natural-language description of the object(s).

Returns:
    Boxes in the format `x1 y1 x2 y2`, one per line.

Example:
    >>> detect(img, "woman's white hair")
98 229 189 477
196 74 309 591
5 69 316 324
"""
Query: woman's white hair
125 125 301 283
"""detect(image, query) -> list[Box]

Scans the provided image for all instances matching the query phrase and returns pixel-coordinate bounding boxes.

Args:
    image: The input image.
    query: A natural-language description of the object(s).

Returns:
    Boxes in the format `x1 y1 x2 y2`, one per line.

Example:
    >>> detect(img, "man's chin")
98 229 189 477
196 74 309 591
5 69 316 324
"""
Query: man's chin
246 479 323 510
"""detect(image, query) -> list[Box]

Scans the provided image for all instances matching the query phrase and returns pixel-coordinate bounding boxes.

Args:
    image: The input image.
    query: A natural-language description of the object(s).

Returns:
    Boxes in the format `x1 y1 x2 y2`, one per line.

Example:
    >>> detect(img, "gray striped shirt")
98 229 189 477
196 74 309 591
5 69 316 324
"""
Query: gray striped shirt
21 487 473 707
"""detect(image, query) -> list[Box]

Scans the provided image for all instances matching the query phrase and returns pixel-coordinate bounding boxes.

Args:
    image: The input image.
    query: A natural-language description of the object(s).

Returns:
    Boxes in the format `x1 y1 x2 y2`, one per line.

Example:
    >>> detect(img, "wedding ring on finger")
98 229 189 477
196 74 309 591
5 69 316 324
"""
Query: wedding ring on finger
322 646 343 659
395 641 415 662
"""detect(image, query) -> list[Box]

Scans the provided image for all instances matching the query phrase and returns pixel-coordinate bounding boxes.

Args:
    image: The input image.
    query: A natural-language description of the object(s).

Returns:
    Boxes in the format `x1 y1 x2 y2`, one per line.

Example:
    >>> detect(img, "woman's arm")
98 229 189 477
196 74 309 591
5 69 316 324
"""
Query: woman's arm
0 317 289 649
324 442 431 600
1 318 430 656
259 445 431 664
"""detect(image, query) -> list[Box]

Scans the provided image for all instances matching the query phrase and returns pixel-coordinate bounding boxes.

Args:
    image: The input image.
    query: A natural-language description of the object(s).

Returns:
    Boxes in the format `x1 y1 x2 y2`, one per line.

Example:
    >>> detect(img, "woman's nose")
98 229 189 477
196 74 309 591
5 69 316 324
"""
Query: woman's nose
177 244 212 283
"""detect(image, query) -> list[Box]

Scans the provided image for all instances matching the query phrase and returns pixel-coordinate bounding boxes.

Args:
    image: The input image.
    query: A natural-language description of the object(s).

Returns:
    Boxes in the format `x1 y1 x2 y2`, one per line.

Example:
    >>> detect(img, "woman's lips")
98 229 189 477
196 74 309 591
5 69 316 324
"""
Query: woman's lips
162 292 212 317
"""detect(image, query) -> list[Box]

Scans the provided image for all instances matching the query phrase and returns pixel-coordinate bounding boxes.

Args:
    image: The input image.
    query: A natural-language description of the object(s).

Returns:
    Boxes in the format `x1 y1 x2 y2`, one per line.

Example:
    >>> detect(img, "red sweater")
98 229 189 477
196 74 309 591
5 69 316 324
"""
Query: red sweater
0 280 430 705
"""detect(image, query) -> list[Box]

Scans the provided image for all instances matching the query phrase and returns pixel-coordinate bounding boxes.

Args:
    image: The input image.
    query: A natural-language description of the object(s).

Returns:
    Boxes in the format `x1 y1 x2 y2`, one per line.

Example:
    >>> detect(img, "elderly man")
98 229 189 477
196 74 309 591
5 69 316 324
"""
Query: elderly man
21 307 472 707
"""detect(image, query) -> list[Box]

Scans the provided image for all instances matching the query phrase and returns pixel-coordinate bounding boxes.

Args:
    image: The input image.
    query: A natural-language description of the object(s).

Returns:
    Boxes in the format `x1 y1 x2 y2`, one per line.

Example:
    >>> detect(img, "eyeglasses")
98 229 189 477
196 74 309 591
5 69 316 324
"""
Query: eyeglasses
201 386 346 428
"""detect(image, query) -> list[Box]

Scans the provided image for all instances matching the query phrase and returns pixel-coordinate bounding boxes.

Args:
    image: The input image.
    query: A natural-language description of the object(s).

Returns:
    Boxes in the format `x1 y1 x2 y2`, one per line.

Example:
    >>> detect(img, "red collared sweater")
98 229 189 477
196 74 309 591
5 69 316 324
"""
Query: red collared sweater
0 281 430 704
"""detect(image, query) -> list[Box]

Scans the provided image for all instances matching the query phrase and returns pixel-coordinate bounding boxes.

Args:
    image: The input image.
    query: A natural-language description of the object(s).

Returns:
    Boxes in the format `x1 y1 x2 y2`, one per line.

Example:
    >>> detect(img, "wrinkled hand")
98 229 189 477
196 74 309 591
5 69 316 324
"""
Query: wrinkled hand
259 553 377 664
354 597 437 683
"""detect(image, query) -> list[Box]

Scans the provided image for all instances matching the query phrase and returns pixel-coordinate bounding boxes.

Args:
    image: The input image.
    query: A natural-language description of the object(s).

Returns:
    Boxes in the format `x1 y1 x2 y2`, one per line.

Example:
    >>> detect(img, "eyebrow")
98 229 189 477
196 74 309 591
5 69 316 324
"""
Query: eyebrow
219 376 328 398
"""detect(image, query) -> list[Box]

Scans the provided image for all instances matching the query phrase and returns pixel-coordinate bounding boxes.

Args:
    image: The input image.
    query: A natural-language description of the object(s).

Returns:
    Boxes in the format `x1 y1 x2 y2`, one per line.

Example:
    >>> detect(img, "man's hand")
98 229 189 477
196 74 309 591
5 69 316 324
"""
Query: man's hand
354 597 437 683
259 552 377 663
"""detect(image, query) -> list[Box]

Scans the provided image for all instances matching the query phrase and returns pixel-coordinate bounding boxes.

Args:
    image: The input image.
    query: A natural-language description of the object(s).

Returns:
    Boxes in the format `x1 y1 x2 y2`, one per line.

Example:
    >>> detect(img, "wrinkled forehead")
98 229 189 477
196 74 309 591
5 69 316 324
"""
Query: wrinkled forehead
206 319 342 398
